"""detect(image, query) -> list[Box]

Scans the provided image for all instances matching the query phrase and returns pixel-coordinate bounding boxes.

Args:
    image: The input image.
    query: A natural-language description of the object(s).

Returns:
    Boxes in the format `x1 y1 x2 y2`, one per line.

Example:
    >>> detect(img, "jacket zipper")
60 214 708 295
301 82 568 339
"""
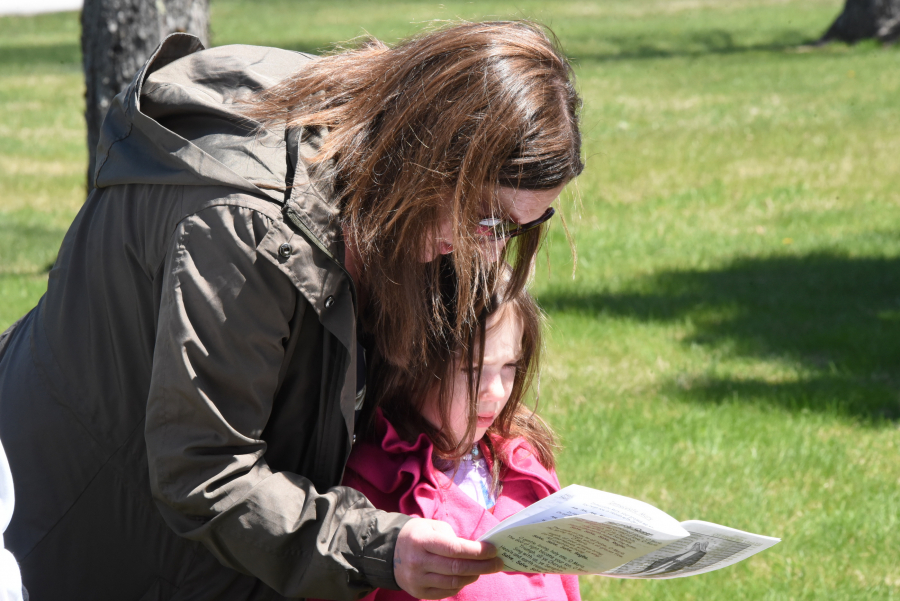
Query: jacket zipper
283 206 358 312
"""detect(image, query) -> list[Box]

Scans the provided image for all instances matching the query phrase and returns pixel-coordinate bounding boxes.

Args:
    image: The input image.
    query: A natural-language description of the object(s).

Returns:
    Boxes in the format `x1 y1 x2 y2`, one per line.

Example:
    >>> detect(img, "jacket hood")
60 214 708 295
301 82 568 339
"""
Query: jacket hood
93 33 313 204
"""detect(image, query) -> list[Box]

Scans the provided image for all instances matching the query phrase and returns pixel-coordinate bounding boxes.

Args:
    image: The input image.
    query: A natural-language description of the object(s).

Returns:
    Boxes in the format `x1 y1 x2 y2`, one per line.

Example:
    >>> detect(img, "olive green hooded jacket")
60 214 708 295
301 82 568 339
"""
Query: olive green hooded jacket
0 34 408 600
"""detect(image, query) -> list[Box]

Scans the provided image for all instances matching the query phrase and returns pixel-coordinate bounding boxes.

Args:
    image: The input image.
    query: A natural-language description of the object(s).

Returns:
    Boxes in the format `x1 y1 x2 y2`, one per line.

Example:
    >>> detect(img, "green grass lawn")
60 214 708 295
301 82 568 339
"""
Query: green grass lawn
2 1 899 599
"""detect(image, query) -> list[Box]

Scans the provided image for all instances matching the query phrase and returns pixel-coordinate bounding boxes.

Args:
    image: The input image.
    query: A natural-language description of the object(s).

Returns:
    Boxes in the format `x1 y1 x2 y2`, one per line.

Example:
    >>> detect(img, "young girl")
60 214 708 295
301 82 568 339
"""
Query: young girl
344 280 581 601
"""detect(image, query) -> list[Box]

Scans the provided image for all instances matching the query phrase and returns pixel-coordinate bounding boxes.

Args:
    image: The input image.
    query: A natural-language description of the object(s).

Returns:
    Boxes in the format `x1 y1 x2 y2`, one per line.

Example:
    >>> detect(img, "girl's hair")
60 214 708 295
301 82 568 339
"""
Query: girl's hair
370 260 556 476
243 20 583 369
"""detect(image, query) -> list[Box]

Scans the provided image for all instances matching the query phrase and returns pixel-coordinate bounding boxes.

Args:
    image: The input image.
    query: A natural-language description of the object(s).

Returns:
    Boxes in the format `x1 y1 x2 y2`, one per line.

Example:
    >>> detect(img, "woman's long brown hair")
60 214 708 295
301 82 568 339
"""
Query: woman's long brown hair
370 261 556 480
244 21 583 368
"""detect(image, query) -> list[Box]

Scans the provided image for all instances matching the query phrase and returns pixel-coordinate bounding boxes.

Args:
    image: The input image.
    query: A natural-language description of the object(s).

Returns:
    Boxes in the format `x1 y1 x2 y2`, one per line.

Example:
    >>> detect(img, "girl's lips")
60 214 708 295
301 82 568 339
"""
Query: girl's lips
476 415 495 427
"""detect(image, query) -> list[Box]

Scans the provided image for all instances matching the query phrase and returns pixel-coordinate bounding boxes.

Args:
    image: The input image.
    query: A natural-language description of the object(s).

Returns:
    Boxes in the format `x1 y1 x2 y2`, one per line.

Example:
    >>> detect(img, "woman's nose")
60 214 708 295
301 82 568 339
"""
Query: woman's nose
480 237 508 262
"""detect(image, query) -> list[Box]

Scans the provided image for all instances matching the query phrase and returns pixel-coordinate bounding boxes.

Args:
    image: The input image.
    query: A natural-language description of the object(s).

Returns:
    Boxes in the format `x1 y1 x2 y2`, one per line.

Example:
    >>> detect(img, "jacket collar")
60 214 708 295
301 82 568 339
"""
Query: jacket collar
284 125 342 259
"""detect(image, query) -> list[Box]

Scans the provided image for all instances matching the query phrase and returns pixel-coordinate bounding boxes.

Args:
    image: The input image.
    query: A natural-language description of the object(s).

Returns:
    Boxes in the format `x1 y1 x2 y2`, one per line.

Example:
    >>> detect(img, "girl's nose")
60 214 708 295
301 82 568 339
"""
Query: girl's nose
480 372 507 404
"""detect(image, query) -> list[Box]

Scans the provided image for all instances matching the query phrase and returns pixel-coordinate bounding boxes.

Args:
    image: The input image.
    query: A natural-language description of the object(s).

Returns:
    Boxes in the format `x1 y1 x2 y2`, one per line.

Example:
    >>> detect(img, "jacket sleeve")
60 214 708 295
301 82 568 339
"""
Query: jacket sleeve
145 204 408 599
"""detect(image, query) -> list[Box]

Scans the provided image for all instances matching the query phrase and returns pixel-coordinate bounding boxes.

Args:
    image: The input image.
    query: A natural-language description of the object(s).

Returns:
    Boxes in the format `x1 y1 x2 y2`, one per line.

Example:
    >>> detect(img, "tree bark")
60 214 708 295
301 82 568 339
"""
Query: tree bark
818 0 900 45
81 0 209 189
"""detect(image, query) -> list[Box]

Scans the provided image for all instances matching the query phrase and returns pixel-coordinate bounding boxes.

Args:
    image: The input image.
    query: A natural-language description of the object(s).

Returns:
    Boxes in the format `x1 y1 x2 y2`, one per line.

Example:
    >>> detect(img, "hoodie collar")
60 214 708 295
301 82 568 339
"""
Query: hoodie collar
93 33 313 207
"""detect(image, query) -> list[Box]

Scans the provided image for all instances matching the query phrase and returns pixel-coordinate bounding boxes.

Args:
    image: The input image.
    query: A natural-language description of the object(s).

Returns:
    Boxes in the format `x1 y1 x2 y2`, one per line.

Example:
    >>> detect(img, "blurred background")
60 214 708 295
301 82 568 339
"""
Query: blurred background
1 1 898 599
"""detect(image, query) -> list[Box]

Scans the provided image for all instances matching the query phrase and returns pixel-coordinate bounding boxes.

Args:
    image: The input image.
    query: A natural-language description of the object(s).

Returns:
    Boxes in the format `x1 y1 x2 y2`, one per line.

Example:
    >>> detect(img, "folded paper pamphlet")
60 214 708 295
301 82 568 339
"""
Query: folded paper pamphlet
477 485 780 579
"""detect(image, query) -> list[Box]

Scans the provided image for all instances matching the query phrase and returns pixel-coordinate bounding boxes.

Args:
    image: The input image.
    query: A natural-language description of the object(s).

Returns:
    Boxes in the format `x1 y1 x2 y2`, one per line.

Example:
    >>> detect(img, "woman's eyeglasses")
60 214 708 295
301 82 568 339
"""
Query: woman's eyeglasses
475 207 555 241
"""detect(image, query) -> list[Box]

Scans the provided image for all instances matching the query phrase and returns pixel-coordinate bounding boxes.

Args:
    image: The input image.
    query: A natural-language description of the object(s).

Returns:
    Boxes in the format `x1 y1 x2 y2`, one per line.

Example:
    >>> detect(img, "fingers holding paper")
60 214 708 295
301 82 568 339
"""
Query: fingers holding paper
393 518 505 599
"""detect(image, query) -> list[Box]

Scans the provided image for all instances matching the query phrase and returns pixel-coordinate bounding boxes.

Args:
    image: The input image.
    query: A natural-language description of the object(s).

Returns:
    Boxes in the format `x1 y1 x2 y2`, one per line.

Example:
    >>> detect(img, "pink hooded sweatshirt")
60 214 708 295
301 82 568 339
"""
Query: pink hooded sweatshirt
341 411 581 601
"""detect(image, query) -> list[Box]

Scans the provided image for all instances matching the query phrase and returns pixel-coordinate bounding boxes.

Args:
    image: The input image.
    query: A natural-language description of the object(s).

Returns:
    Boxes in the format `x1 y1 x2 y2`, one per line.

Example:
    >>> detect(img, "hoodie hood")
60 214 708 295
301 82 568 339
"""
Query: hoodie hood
93 33 313 203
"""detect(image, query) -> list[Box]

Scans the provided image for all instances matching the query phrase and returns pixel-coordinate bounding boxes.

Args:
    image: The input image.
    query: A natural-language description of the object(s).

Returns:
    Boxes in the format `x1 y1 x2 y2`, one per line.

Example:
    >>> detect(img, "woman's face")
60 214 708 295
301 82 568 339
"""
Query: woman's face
420 306 523 447
423 184 566 262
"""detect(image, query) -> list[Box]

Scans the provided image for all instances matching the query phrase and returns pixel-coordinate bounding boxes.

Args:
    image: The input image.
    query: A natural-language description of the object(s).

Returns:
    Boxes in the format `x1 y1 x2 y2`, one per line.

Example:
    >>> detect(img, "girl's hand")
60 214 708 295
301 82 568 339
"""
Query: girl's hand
393 518 504 599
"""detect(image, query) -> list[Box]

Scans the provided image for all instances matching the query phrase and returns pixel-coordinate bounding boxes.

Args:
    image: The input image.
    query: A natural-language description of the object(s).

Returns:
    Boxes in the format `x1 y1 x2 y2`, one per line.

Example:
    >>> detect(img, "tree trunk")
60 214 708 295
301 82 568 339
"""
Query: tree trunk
81 0 209 189
818 0 900 45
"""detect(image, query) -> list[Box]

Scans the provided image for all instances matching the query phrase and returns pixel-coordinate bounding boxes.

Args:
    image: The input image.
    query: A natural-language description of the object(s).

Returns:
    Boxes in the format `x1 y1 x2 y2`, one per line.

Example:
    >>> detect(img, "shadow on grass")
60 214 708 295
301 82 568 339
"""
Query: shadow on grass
540 252 900 422
0 28 837 71
0 40 340 70
567 28 817 62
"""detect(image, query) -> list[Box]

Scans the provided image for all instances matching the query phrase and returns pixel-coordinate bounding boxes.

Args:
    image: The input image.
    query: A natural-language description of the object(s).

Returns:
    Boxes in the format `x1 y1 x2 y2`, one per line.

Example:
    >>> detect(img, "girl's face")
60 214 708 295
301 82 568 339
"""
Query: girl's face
420 306 523 446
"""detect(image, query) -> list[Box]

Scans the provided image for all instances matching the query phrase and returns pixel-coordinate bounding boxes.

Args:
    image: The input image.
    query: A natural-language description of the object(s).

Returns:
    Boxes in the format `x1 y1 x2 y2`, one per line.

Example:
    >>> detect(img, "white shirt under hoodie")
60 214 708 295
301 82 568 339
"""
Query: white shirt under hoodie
440 444 496 510
0 438 23 601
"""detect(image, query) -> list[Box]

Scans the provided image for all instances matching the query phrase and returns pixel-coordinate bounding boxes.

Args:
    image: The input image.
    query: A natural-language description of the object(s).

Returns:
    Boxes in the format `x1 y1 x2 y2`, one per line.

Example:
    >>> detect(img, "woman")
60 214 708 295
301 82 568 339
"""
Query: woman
0 21 582 601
